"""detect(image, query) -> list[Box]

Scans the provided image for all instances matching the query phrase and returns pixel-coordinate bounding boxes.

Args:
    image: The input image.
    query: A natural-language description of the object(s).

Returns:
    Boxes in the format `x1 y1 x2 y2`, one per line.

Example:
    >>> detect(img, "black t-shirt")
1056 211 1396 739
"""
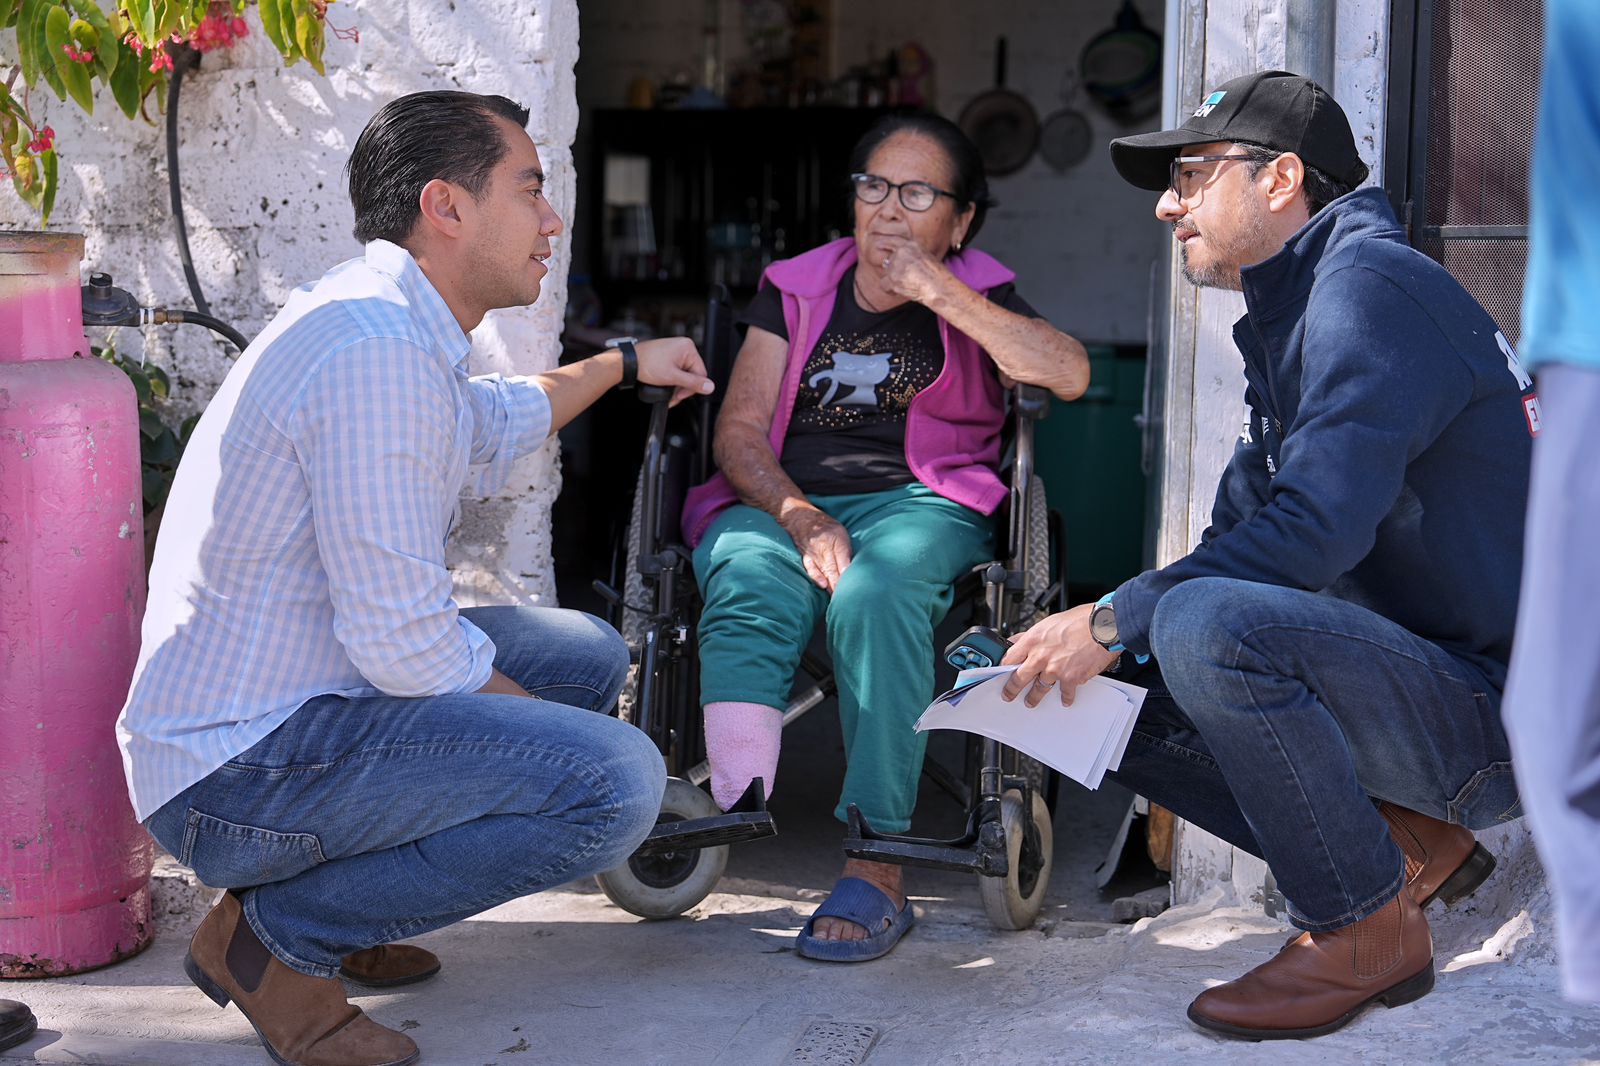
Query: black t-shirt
738 267 1039 496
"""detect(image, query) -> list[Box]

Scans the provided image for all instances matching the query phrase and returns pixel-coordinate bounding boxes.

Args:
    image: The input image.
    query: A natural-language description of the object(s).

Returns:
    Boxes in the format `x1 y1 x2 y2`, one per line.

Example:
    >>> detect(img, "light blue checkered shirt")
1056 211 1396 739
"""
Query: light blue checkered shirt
116 240 552 821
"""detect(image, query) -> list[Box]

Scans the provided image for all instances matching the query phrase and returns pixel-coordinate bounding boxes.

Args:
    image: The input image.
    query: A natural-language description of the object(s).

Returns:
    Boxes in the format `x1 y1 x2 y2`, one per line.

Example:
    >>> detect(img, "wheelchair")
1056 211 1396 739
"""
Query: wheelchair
591 287 1069 930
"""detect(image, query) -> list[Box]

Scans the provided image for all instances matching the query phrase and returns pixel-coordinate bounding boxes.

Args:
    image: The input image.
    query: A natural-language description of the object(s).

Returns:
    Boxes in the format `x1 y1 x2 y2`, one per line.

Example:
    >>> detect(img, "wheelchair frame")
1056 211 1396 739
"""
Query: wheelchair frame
592 287 1067 926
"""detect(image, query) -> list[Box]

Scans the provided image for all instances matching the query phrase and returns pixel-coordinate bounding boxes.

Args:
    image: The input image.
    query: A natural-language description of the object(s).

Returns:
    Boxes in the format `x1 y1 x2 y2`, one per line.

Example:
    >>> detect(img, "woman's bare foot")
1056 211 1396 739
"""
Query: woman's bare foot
811 858 905 941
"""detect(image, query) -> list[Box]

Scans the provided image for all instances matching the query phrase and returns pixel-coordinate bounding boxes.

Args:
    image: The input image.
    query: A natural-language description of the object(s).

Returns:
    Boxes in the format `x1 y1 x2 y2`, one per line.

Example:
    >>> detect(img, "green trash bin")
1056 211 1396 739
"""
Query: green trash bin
1033 345 1148 595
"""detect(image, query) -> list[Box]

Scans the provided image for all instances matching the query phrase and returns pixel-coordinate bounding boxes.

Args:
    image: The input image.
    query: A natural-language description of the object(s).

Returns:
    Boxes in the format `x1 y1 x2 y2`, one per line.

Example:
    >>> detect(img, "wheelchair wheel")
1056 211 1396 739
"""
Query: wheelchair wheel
614 466 651 724
595 777 728 920
978 787 1054 930
1012 475 1060 809
1020 475 1053 628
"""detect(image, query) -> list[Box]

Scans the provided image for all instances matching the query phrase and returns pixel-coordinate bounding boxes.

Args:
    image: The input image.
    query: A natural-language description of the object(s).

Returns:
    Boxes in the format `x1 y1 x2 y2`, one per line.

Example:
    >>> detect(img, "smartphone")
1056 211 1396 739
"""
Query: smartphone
943 625 1012 671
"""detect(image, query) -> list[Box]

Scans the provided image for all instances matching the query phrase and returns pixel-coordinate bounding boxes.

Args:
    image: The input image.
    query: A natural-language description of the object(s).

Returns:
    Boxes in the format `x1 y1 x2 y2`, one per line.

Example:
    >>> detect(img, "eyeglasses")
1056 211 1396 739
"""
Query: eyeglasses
1167 154 1254 201
850 173 959 213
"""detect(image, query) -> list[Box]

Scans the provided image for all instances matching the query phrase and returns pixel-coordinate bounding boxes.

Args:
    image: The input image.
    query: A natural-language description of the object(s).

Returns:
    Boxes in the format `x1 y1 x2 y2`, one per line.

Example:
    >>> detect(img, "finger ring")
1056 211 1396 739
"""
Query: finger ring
1035 677 1057 689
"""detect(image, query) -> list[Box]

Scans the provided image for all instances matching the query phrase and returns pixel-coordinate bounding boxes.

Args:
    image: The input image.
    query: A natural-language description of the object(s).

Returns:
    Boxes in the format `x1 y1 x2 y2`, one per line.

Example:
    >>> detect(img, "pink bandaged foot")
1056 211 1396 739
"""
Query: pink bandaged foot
703 701 782 810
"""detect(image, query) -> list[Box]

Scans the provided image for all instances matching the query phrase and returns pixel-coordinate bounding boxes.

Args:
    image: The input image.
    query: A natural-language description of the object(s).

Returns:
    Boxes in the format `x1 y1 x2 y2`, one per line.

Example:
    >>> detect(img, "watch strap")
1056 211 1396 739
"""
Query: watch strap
606 336 639 390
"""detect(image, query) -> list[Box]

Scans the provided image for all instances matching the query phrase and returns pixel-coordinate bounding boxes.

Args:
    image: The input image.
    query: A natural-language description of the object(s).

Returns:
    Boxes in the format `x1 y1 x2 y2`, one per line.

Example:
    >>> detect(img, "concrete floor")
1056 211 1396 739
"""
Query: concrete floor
4 708 1599 1065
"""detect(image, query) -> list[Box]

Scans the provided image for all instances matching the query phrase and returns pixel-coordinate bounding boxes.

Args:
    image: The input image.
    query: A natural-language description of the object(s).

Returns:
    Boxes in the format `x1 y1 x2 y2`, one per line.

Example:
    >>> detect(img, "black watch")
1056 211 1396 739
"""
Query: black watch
606 335 639 390
1089 599 1121 651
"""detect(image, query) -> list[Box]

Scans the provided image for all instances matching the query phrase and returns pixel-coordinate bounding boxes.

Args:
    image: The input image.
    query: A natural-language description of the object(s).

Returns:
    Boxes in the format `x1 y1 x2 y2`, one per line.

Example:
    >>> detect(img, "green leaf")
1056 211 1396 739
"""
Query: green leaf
109 39 140 117
141 464 169 508
145 363 170 398
141 427 178 465
1 0 23 31
149 63 167 114
256 0 286 52
17 0 44 84
124 364 152 403
178 412 200 446
133 0 154 40
138 406 165 439
37 3 68 101
37 148 56 225
277 0 301 62
67 0 118 77
48 6 96 114
296 11 324 75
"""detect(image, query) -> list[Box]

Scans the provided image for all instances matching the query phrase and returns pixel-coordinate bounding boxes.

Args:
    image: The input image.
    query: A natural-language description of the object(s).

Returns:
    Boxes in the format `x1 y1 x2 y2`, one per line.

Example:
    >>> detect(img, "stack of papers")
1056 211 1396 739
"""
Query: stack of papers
914 666 1147 790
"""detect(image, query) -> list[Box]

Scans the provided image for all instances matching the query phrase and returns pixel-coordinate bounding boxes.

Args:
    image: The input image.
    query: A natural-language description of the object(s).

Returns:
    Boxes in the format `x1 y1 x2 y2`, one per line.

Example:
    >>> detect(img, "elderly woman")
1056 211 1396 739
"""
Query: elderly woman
680 113 1089 961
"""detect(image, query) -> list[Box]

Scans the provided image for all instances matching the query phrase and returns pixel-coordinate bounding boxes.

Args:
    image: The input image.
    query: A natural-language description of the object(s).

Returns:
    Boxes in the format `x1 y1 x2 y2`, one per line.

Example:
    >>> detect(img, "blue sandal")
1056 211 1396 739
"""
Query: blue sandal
794 877 915 962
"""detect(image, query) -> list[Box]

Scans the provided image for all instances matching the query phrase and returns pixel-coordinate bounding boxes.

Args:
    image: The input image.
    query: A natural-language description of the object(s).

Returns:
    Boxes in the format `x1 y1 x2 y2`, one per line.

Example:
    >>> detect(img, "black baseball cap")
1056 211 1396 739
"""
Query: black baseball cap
1109 70 1369 191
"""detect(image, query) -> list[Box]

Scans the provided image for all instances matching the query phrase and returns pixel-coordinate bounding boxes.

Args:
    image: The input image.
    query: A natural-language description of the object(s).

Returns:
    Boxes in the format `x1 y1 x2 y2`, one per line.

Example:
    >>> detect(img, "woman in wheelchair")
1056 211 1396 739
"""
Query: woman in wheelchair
679 113 1090 961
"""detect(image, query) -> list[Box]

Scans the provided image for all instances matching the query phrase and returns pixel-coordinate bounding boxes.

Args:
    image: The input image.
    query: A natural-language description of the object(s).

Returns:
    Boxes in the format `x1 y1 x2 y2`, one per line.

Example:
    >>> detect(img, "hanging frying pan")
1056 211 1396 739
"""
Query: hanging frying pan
958 37 1039 177
1081 0 1163 125
1038 69 1093 172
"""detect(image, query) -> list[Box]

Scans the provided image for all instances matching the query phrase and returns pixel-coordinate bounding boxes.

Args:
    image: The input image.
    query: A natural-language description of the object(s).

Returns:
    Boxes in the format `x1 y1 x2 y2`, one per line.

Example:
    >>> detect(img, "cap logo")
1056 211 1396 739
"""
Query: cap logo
1193 90 1226 118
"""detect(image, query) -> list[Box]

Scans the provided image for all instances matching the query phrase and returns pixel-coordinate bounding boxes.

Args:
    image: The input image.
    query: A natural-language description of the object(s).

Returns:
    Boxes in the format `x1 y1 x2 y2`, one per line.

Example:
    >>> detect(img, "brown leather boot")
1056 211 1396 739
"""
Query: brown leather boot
340 944 441 988
184 892 419 1066
1187 890 1435 1040
1379 801 1496 907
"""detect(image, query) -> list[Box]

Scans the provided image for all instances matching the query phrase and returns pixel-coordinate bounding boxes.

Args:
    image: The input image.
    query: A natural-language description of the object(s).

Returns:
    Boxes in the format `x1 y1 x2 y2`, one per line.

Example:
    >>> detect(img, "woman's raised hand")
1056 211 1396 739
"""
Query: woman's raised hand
877 235 957 307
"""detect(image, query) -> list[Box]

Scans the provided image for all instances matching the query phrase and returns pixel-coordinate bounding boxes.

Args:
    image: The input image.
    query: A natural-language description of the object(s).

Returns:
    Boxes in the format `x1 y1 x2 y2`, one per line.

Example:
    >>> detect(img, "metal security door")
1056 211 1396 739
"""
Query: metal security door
1385 0 1544 344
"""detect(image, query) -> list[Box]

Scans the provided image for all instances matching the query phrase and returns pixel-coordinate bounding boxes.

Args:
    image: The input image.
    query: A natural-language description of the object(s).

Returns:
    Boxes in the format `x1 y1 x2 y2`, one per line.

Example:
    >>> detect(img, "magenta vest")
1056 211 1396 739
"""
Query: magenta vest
682 237 1014 547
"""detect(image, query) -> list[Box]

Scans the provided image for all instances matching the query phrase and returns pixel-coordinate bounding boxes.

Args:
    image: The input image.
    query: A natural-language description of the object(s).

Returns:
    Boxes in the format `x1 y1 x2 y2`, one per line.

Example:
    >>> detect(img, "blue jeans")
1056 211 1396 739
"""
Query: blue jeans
145 607 665 978
1108 578 1520 932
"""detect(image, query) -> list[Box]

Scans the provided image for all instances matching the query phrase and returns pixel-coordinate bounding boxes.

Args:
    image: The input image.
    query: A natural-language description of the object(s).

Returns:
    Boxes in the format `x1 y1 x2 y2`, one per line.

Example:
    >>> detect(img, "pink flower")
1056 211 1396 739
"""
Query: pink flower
61 41 96 63
27 126 56 153
122 31 143 55
149 48 174 73
188 9 250 53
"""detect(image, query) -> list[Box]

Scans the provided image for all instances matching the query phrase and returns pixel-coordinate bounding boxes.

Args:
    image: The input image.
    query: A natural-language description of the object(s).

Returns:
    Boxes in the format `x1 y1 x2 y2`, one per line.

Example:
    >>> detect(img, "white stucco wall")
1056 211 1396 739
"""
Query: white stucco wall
0 0 580 605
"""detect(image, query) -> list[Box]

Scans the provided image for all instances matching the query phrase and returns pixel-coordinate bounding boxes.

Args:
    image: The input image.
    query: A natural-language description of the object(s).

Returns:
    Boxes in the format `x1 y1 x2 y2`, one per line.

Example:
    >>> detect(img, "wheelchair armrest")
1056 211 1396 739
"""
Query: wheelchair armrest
1013 384 1051 421
637 383 673 404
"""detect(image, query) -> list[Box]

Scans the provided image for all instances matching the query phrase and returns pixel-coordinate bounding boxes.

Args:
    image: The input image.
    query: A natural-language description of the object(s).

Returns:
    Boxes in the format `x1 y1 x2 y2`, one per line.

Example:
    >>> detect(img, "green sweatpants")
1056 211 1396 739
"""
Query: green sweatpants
693 482 995 833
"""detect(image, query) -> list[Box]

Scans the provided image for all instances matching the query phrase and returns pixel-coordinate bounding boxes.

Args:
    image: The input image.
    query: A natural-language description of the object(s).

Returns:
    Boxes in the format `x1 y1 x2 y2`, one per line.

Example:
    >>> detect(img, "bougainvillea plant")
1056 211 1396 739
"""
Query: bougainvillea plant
1 1 357 224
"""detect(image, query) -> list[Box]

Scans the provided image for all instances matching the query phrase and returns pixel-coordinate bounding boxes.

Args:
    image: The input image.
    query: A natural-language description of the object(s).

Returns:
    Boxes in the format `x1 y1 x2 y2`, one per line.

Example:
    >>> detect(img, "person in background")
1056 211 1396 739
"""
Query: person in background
1003 71 1534 1038
681 113 1090 962
1501 0 1600 1007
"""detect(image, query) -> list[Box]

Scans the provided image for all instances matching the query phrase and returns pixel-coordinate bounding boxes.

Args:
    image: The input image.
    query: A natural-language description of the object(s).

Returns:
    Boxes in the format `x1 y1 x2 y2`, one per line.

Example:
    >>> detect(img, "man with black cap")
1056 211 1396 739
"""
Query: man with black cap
999 71 1536 1039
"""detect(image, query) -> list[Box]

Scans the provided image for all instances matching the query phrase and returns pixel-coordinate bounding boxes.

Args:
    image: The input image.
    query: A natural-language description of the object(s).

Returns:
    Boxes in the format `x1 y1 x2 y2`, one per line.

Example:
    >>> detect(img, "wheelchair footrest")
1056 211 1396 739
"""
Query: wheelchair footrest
635 779 776 855
637 810 777 855
842 804 1009 877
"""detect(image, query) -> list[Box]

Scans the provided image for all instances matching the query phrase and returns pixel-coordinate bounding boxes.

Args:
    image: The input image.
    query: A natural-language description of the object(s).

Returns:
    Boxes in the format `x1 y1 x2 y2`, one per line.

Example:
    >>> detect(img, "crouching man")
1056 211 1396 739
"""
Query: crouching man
1003 71 1534 1039
116 91 712 1066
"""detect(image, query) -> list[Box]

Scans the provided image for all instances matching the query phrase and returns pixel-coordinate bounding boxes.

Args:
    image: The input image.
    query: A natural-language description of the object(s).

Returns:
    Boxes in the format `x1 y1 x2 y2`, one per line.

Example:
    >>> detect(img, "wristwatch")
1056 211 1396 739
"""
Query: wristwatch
605 335 639 390
1090 593 1124 652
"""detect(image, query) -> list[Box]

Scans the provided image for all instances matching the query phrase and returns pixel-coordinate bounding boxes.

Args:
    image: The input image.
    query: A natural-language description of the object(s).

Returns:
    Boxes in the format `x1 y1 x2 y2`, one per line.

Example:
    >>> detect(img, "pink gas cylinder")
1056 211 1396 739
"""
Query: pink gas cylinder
0 231 153 977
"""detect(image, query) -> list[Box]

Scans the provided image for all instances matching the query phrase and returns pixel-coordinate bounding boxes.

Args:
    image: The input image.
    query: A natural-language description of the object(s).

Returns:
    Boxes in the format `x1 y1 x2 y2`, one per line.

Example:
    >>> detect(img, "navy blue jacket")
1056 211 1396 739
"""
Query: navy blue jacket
1114 189 1537 690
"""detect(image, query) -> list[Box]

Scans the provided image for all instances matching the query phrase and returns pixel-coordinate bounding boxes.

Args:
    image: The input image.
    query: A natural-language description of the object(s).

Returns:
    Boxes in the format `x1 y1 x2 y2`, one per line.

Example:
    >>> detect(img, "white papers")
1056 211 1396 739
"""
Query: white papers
914 666 1147 790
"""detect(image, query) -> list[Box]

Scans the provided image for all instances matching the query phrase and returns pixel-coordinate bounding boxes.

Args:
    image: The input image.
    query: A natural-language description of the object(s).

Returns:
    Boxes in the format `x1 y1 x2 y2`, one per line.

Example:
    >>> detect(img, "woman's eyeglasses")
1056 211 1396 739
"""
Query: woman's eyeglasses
851 173 959 213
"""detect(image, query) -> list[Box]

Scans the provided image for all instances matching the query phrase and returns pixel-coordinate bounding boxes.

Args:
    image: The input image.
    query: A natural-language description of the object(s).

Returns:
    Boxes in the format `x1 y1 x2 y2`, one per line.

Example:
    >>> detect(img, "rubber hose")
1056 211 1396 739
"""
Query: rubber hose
166 45 211 318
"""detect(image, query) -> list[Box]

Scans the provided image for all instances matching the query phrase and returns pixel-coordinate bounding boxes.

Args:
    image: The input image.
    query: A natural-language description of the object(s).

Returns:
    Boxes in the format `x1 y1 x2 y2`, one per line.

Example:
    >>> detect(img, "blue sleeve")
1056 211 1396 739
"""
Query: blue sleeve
1112 267 1474 656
